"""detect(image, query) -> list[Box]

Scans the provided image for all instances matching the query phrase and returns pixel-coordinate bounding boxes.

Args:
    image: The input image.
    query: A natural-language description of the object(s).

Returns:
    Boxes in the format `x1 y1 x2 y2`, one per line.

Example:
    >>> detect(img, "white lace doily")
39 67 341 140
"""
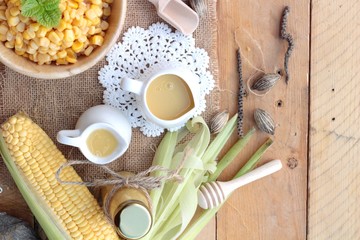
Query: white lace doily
98 22 214 137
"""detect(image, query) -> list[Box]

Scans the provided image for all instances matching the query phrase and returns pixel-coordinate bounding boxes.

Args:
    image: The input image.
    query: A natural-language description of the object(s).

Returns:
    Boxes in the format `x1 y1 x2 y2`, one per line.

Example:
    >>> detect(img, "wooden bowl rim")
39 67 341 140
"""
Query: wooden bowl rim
0 0 127 79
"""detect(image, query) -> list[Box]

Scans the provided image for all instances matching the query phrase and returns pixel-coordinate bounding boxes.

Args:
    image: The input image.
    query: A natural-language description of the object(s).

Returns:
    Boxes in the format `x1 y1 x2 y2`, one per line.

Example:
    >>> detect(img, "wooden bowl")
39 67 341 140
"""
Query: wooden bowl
0 0 127 79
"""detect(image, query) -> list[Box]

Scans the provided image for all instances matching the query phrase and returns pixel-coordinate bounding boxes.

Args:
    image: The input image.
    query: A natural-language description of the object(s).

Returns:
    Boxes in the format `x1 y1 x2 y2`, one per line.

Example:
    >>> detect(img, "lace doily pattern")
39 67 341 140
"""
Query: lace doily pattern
99 22 214 137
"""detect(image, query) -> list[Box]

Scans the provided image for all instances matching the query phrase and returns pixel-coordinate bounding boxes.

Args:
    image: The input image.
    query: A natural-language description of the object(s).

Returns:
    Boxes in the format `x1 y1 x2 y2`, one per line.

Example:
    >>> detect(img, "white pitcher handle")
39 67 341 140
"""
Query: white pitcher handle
120 77 143 95
57 129 82 147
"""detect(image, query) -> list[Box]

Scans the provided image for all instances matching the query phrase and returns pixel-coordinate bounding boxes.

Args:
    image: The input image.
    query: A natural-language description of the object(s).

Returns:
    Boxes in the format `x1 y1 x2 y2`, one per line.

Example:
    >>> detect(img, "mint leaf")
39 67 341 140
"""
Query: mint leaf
37 7 61 28
21 0 61 28
21 0 43 17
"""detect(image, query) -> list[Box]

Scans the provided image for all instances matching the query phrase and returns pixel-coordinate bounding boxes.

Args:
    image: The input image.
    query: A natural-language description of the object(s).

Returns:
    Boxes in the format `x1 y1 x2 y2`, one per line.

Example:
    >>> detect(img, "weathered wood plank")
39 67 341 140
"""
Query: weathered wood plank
216 0 309 239
308 1 360 239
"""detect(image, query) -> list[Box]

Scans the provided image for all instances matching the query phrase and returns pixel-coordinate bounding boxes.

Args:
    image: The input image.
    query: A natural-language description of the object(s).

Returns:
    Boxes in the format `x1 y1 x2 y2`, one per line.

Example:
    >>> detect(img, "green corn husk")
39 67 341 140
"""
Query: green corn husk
234 138 273 178
150 131 179 215
209 127 256 182
179 138 273 240
144 115 238 240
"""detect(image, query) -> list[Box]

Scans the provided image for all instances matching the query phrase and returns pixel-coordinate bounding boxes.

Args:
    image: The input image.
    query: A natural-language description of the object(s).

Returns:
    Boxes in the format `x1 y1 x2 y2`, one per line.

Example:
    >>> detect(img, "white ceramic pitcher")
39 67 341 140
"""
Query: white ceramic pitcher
57 105 132 164
120 67 200 129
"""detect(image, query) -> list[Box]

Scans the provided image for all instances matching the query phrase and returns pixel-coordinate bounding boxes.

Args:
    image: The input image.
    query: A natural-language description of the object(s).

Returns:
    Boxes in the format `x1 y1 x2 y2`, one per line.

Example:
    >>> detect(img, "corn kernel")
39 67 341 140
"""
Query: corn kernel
33 37 40 46
68 0 79 9
90 5 102 17
91 17 100 26
36 26 48 38
30 23 40 31
100 21 109 30
59 1 66 12
26 47 36 54
8 16 19 26
85 9 97 20
29 40 38 50
55 30 64 40
71 18 81 27
4 9 10 19
57 20 67 31
91 0 102 5
5 41 14 48
64 29 75 42
23 30 35 40
88 26 96 35
48 32 61 43
9 7 19 17
6 31 14 41
72 26 81 37
86 20 93 28
69 9 77 19
76 9 85 17
62 41 73 48
84 46 93 56
15 34 23 48
95 28 102 34
49 43 59 50
48 50 57 56
65 23 72 30
90 35 103 46
66 51 77 63
15 49 25 56
56 58 68 65
77 35 87 43
39 37 50 48
0 24 8 35
63 10 71 22
103 7 111 17
57 50 67 58
16 22 25 32
0 10 6 21
71 40 83 53
19 15 29 23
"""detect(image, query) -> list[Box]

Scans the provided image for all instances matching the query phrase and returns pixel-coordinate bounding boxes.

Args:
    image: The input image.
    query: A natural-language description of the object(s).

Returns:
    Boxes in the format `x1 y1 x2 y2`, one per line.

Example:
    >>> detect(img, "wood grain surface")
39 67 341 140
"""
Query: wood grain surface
308 1 360 239
216 0 309 239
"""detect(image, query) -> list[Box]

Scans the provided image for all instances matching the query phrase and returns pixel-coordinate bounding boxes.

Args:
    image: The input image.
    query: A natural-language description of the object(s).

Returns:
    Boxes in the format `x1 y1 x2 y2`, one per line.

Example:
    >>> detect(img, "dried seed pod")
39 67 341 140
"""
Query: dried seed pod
210 111 229 134
280 6 294 84
251 73 281 92
237 49 245 136
254 108 275 135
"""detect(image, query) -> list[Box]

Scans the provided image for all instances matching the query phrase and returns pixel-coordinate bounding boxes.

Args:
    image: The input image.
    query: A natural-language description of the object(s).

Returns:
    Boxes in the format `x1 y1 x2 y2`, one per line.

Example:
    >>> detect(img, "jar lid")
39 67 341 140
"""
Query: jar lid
118 202 152 239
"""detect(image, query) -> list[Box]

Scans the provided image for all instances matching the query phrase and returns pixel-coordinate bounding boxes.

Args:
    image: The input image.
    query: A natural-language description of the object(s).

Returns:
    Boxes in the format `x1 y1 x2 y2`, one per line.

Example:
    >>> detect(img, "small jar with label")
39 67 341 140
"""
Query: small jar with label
101 172 153 240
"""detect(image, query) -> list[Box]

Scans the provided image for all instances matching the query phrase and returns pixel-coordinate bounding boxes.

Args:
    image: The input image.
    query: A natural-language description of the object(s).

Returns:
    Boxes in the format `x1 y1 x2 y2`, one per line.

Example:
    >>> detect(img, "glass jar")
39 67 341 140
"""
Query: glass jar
101 172 153 239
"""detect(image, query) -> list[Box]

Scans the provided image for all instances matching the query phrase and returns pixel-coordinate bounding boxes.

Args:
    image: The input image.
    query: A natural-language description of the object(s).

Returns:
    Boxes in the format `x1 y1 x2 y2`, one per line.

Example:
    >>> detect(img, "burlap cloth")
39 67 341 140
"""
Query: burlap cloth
0 0 219 211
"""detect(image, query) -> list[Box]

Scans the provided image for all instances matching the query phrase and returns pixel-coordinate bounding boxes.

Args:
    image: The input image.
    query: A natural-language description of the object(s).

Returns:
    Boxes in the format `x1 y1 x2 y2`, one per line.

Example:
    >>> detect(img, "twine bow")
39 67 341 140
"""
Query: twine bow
55 159 185 229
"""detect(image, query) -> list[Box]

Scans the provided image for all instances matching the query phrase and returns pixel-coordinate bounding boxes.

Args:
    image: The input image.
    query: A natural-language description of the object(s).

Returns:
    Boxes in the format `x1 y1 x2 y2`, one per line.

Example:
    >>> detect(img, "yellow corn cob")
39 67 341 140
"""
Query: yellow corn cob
0 112 119 240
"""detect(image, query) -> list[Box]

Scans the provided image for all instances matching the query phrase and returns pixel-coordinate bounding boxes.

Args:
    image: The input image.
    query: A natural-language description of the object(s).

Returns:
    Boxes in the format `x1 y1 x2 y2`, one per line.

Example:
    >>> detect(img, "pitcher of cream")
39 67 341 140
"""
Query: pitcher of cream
57 105 132 164
120 67 200 129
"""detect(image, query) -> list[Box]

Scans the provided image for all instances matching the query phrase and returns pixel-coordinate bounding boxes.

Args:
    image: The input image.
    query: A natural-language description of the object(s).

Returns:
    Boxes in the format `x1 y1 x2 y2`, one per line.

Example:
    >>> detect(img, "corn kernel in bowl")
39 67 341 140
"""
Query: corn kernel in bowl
0 0 112 65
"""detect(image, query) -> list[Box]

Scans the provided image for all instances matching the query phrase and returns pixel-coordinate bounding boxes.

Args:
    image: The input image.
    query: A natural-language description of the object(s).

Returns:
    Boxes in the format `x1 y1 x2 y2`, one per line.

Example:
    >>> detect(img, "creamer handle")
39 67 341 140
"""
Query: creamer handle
120 77 144 95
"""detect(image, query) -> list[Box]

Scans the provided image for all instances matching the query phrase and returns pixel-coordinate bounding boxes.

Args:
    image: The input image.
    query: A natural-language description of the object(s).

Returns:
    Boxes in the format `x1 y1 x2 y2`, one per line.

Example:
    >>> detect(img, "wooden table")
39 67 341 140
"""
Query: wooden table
201 0 359 239
1 0 359 239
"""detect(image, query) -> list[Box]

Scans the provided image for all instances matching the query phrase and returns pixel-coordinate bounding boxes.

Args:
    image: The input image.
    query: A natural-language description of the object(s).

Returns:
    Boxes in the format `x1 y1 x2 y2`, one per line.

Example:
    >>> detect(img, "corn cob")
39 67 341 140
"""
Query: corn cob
0 112 119 240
